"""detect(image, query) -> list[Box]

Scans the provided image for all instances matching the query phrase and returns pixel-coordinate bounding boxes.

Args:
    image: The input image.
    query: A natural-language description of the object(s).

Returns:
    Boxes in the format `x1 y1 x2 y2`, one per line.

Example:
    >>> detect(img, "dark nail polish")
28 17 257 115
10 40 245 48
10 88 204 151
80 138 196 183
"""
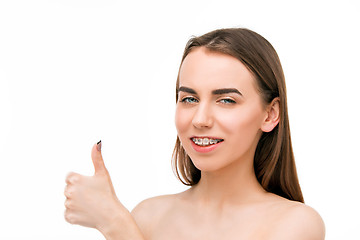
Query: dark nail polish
97 140 102 151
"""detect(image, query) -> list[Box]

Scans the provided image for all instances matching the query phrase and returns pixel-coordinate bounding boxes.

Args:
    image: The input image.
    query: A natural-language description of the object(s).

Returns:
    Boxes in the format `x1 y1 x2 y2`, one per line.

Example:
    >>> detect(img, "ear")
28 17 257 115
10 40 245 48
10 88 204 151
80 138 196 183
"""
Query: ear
261 97 280 133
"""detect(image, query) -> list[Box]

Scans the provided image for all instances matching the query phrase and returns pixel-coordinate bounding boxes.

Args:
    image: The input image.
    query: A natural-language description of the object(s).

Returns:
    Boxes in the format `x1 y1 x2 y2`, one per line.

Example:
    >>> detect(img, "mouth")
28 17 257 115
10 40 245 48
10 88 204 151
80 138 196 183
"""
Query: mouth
190 137 224 147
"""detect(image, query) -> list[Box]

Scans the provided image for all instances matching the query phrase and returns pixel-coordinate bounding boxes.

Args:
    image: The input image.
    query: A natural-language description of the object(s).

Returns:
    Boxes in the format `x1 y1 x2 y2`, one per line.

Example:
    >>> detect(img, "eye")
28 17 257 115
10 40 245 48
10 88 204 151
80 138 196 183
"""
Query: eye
180 96 199 104
218 98 236 104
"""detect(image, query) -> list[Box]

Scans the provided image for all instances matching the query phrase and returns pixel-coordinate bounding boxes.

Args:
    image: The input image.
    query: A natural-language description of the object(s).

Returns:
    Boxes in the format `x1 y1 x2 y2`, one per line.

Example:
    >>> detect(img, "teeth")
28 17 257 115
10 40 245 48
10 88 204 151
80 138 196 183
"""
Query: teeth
192 137 223 146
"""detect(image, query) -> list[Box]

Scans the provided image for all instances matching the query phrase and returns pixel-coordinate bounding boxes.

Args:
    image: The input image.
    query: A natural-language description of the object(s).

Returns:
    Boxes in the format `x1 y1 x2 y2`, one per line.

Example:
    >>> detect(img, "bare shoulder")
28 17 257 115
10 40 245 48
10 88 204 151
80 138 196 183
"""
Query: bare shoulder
269 199 325 240
130 194 176 237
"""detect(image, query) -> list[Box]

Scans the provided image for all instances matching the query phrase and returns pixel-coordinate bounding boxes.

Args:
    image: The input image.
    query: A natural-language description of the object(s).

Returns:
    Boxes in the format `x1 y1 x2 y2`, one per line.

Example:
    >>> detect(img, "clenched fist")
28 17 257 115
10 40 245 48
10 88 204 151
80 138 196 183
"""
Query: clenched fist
64 141 138 239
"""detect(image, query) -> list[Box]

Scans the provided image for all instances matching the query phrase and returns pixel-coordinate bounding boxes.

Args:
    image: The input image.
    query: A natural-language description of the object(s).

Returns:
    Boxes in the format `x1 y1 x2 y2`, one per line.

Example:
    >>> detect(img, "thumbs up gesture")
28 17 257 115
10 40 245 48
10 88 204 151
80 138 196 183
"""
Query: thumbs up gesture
64 141 126 237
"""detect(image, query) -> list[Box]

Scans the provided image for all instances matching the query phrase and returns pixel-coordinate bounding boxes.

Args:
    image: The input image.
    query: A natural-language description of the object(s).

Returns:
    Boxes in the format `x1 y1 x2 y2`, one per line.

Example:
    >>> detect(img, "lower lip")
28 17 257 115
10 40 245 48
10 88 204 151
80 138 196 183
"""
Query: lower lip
190 140 223 153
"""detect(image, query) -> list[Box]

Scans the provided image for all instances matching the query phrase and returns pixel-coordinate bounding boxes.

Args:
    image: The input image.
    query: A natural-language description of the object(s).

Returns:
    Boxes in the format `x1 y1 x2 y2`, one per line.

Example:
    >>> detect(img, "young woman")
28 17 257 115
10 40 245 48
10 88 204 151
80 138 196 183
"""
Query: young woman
64 28 325 240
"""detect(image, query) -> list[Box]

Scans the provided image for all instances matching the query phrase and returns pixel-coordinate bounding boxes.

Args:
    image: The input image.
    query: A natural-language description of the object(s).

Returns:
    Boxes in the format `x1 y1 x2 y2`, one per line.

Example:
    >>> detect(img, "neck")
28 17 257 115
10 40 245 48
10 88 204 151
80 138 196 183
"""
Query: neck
189 156 267 208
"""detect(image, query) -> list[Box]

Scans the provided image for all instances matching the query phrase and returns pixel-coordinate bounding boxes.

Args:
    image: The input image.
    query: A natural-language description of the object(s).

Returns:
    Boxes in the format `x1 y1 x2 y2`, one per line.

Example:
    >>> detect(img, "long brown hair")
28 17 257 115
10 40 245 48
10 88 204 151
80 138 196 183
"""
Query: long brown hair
172 28 304 203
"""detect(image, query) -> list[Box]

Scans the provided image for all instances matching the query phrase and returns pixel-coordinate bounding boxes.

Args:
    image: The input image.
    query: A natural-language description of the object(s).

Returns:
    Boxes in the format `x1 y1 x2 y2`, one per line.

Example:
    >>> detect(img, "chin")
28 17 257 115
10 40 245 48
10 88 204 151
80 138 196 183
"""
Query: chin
190 156 228 173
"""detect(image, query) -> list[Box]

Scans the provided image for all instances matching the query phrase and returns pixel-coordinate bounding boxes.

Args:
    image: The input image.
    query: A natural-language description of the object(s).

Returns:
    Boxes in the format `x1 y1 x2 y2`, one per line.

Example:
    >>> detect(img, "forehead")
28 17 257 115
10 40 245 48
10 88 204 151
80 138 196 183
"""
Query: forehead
178 47 256 95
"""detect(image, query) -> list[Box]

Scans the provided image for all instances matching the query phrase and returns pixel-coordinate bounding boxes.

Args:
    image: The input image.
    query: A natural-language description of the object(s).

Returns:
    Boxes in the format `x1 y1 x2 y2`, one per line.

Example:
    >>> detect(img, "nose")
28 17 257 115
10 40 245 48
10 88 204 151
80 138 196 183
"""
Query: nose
192 102 214 129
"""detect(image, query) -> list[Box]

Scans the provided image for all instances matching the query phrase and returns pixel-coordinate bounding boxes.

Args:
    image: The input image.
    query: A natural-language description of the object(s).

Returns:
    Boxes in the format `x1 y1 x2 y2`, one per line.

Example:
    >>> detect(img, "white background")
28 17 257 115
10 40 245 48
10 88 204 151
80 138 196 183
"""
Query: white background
0 0 359 239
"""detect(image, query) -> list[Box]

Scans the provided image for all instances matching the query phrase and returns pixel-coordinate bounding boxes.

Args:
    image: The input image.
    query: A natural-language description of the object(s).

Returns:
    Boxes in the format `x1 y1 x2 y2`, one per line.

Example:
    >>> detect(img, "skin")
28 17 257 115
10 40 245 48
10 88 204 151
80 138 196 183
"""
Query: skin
64 47 325 239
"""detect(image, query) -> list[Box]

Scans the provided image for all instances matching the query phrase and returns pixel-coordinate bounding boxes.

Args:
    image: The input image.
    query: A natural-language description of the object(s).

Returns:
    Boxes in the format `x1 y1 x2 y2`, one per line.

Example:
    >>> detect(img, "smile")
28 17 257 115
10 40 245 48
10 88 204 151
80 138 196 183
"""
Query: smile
191 137 224 146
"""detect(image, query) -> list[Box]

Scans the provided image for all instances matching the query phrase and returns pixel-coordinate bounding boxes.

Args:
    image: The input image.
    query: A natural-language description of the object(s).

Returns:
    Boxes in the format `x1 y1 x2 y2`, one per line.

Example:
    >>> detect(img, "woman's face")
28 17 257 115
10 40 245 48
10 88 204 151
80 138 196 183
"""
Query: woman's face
175 47 269 172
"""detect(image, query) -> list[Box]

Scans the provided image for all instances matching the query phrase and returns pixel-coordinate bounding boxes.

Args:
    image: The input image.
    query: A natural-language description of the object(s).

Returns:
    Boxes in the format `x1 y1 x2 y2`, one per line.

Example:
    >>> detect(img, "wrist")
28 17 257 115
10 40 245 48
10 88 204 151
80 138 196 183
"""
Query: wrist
98 201 145 240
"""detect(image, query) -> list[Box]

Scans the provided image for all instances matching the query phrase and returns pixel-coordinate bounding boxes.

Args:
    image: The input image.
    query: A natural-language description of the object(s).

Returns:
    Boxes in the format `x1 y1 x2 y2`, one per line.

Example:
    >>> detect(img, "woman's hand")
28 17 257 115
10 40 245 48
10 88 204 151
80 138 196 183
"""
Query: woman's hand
64 141 144 239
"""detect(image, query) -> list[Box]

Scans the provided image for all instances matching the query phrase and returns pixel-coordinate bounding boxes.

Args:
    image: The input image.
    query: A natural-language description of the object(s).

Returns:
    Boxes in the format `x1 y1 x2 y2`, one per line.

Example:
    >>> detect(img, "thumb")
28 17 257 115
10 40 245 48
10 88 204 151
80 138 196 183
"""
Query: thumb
91 140 107 175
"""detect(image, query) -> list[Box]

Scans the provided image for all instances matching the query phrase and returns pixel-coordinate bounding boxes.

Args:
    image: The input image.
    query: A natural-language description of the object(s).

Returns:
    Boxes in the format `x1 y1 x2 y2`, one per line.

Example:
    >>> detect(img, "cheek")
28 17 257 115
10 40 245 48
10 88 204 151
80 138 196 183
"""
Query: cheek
175 106 192 135
217 106 264 139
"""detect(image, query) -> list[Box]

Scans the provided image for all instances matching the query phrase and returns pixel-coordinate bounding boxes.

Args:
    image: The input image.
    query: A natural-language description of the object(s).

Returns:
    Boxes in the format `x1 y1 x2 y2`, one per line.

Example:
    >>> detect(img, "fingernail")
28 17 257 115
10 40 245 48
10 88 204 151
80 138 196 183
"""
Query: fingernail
97 140 102 152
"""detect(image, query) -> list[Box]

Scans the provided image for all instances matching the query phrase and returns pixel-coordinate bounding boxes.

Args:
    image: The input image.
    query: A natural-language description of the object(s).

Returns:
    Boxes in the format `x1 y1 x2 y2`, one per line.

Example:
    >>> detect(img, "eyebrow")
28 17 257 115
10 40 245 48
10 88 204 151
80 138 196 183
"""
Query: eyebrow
178 86 242 96
212 88 242 96
178 86 197 94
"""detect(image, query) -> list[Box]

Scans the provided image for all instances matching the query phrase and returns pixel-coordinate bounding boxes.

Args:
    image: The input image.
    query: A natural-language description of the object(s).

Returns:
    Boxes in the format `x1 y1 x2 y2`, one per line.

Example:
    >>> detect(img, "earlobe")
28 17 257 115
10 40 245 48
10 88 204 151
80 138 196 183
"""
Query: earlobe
261 98 280 133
